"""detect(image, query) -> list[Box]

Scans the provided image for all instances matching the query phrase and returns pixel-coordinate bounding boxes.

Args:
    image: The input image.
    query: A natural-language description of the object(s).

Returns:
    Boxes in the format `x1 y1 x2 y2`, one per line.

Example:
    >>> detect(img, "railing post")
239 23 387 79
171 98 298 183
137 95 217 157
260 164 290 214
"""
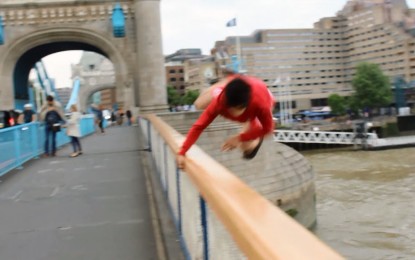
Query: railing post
147 120 152 152
14 127 23 169
31 123 40 158
176 167 182 234
200 197 209 260
175 166 192 259
163 143 169 196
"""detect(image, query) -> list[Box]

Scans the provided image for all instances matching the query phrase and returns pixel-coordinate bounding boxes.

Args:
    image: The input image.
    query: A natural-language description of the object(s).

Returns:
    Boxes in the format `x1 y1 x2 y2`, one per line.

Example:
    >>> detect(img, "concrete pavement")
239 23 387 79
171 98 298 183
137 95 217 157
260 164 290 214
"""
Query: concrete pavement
0 126 159 260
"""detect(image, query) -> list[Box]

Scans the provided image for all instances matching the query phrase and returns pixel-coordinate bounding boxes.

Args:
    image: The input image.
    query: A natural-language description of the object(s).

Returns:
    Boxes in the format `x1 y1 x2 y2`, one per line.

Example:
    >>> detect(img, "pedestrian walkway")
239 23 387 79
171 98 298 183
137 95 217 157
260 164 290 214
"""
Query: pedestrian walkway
0 126 158 260
372 135 415 148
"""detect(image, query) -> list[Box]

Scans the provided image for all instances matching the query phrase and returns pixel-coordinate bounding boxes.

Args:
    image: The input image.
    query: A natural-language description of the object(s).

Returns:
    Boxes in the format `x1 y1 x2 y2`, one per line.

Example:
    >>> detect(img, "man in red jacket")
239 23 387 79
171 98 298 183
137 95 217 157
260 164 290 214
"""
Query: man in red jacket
177 75 275 168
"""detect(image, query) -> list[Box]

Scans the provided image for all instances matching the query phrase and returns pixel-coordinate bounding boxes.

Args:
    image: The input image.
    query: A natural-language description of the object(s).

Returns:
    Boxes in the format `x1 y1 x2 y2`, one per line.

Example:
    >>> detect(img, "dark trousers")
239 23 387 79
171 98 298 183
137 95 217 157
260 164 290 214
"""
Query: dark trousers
70 136 82 153
44 127 57 155
98 120 104 133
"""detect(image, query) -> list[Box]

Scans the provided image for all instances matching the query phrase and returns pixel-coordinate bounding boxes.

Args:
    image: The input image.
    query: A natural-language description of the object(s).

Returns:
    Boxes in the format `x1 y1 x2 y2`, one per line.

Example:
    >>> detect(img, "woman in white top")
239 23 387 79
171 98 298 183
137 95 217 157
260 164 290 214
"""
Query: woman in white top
66 104 82 157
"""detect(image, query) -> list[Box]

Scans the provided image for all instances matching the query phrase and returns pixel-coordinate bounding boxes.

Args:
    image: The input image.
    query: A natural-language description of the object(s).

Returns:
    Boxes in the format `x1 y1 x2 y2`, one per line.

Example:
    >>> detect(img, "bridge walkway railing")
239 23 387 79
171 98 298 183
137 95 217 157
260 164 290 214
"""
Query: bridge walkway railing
0 115 97 177
139 114 344 260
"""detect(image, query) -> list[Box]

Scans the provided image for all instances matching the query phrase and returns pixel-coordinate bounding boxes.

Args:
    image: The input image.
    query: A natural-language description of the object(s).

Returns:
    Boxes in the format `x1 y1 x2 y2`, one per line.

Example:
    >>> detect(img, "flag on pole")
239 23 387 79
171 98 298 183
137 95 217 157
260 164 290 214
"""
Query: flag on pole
226 18 237 27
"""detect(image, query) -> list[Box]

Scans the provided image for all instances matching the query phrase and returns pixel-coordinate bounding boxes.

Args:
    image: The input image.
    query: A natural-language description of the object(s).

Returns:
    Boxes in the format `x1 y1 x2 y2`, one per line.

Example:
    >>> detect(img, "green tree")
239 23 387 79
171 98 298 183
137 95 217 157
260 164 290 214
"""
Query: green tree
328 94 347 116
351 62 392 111
167 86 181 107
182 89 200 105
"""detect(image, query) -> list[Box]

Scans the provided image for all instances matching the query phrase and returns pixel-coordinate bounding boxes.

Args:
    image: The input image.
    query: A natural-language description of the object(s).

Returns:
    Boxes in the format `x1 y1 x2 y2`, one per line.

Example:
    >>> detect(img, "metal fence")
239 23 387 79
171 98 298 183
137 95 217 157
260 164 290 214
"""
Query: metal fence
139 115 343 260
0 115 97 177
139 116 243 260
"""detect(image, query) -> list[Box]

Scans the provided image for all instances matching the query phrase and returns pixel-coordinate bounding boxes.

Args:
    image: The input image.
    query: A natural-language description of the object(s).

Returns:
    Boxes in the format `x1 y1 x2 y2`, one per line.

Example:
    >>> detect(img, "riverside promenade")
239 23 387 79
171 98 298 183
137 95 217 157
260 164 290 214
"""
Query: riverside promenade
0 126 162 260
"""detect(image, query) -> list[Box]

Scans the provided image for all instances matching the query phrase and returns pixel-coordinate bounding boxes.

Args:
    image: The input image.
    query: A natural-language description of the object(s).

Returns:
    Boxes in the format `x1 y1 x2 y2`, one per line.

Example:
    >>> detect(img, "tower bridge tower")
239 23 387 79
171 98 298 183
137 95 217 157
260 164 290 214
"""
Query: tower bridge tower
0 0 167 113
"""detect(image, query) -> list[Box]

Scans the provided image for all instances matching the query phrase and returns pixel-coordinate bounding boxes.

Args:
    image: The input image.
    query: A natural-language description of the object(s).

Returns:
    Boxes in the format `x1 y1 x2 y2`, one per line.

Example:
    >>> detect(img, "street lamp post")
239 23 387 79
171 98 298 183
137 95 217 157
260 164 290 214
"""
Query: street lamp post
275 74 292 126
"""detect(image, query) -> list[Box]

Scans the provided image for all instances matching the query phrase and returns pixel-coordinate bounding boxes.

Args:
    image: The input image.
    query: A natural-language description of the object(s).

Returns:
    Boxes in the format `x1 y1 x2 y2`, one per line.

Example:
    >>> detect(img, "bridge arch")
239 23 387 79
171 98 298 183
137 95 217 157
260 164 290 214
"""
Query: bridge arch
80 82 116 113
0 27 133 109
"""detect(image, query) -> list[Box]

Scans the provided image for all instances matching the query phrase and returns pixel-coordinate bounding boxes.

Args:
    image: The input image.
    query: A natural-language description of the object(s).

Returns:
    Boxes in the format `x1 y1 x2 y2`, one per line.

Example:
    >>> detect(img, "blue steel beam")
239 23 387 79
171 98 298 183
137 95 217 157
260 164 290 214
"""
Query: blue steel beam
65 78 81 111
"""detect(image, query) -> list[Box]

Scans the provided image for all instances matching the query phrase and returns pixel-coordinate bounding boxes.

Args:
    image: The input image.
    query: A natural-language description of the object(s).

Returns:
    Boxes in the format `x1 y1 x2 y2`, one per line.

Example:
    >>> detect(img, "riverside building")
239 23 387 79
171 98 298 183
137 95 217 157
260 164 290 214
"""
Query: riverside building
214 0 415 112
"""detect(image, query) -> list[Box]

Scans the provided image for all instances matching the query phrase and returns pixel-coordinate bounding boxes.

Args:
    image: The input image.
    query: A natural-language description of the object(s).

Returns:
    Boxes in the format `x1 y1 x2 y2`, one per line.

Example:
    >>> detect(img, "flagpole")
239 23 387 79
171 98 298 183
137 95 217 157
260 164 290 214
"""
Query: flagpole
234 15 242 73
226 17 241 73
235 20 241 73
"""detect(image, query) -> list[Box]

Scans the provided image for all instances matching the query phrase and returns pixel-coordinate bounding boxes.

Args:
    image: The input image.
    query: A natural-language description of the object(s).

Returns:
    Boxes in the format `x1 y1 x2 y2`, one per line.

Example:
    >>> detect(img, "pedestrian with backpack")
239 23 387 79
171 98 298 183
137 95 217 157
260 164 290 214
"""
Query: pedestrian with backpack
40 95 65 157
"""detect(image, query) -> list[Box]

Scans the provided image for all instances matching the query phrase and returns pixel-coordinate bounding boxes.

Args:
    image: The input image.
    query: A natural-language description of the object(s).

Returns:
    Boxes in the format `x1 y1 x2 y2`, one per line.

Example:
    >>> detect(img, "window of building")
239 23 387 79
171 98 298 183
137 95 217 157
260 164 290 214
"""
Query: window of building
311 98 328 107
170 78 176 82
290 101 297 109
169 69 176 73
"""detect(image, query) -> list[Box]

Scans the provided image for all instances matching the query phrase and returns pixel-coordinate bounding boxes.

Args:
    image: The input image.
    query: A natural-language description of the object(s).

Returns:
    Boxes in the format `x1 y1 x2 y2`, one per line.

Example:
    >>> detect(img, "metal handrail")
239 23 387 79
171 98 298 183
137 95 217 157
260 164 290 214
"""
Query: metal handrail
0 115 98 177
144 114 344 260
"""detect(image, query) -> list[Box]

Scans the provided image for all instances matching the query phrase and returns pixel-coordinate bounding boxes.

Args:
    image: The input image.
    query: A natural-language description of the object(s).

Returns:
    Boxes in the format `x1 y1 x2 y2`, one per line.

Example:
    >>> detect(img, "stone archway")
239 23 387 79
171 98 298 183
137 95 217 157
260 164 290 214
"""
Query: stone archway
0 0 167 112
0 27 133 110
79 83 117 113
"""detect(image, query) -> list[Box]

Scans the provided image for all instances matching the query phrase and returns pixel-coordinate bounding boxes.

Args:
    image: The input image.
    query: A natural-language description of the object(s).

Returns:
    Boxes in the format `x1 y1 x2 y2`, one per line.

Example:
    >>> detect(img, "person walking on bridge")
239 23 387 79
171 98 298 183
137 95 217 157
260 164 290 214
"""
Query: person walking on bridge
91 104 105 134
39 95 65 157
66 104 83 157
176 73 275 169
126 110 132 126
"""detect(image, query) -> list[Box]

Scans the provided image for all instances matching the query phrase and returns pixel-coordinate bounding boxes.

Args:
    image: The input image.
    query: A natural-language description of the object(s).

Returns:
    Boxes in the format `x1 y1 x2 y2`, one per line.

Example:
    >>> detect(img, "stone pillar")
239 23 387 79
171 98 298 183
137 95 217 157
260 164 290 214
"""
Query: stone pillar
134 0 168 113
122 84 134 111
0 76 14 110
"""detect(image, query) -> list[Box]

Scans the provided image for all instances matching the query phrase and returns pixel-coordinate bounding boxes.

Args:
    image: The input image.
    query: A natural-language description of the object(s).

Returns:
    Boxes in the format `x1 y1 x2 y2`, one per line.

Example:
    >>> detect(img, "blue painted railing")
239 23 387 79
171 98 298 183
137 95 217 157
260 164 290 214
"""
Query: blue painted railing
65 78 81 112
0 115 97 177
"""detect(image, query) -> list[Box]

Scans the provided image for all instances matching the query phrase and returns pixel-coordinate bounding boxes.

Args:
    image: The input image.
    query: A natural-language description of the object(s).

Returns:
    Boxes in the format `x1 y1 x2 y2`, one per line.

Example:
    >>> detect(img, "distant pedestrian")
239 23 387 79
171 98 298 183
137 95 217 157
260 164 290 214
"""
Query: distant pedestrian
40 95 65 157
116 109 124 126
20 103 37 123
66 104 82 157
91 104 105 134
126 110 132 126
111 110 116 125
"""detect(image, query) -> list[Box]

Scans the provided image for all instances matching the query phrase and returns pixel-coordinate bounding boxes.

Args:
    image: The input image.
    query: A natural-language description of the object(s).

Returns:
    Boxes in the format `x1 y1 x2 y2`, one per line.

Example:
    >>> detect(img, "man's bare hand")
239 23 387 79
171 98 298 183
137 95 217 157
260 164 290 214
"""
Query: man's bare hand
176 154 186 169
221 135 240 152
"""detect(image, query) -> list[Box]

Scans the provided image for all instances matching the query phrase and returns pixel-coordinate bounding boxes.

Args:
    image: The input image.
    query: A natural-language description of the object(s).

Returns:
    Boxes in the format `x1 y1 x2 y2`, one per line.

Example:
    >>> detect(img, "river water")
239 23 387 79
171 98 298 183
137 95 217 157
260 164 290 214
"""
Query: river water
304 147 415 260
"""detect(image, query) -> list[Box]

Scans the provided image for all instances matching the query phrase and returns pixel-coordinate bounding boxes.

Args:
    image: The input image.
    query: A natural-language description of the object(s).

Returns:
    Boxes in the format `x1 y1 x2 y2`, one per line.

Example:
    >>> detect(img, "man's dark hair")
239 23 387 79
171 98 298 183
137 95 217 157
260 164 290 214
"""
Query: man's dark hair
224 78 251 108
46 95 54 102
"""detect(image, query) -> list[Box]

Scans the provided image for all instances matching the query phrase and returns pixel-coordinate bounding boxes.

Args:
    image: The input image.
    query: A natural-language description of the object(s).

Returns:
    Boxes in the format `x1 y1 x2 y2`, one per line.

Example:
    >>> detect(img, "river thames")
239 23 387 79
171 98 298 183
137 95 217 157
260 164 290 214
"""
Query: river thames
304 147 415 260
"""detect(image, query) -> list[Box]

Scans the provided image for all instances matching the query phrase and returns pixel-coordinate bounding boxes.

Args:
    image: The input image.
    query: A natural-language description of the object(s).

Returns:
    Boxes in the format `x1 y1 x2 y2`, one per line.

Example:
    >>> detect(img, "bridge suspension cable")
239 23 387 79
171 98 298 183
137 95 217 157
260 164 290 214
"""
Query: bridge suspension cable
65 78 81 112
33 60 60 102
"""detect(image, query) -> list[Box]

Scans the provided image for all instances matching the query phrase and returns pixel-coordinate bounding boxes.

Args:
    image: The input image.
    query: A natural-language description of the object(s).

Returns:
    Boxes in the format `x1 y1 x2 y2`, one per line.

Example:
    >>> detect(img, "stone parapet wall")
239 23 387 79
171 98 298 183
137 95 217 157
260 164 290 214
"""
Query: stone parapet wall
158 112 317 228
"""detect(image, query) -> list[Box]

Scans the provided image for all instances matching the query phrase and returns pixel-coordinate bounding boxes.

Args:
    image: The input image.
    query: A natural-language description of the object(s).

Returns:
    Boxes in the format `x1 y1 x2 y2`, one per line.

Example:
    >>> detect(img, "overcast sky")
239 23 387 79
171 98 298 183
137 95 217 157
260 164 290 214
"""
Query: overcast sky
43 0 415 88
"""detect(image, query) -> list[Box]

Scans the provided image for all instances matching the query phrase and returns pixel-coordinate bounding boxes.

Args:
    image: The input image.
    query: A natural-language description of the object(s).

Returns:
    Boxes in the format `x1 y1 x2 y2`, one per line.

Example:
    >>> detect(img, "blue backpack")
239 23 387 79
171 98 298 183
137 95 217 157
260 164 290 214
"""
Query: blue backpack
45 110 62 127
